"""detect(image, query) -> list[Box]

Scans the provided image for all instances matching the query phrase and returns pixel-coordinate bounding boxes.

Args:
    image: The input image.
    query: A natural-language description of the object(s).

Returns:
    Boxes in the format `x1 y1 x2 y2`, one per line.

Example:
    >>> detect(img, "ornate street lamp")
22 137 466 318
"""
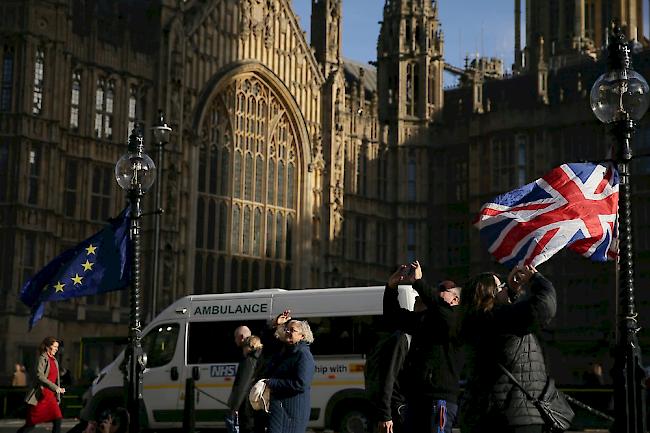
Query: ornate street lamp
115 123 156 433
149 110 172 322
590 25 649 433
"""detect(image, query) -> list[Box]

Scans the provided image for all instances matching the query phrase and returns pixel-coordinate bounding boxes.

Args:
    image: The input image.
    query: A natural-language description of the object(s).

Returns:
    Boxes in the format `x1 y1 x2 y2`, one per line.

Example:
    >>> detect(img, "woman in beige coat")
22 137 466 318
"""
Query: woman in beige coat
17 336 66 433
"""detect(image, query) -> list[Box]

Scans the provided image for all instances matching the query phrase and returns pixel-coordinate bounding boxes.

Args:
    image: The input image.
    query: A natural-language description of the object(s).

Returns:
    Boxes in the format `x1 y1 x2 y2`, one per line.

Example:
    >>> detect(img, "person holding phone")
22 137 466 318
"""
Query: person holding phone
384 261 464 433
458 265 556 433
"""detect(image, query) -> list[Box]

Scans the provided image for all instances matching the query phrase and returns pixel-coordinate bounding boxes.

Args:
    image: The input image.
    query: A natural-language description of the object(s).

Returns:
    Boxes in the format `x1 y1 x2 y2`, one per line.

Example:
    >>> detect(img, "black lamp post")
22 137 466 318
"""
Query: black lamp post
115 123 156 433
590 25 649 433
149 110 172 322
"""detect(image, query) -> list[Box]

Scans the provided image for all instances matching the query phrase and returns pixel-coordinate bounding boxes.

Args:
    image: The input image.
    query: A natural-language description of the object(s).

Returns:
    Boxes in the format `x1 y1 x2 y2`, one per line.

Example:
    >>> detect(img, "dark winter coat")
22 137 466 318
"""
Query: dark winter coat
383 282 463 403
266 341 315 433
364 330 409 422
460 272 557 432
228 348 262 411
228 348 262 433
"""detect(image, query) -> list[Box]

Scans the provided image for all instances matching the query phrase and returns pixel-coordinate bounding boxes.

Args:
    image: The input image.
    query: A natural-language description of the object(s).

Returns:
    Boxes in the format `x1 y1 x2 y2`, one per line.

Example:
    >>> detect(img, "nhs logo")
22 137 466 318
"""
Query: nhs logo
210 364 238 377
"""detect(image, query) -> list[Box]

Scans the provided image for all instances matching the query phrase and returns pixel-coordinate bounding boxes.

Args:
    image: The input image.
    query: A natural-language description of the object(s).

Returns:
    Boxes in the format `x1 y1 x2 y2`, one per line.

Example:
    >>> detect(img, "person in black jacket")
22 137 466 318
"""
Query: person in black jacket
383 261 463 433
459 264 556 433
364 329 410 433
228 335 263 433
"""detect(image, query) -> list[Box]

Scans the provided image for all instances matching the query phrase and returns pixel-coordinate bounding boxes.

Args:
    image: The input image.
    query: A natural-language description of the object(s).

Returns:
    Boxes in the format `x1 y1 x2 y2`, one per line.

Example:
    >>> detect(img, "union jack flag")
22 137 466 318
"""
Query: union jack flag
475 163 619 268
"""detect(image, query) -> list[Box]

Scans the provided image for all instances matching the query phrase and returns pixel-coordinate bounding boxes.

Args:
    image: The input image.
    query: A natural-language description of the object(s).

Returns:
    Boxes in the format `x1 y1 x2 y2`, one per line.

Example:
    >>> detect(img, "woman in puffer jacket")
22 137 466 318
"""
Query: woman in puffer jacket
459 265 557 433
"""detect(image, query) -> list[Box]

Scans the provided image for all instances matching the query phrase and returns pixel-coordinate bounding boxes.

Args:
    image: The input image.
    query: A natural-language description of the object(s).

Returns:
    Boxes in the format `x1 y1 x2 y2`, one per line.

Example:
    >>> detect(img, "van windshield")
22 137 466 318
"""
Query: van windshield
142 323 180 368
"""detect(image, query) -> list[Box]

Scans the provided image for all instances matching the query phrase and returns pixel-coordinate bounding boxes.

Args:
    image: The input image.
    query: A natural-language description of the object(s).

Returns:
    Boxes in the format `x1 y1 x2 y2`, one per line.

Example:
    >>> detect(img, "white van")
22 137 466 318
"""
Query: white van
85 285 417 432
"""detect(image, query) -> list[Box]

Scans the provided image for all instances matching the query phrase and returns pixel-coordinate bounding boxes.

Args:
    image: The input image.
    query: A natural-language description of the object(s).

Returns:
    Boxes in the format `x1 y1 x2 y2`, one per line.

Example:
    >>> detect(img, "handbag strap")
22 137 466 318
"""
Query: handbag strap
497 362 537 403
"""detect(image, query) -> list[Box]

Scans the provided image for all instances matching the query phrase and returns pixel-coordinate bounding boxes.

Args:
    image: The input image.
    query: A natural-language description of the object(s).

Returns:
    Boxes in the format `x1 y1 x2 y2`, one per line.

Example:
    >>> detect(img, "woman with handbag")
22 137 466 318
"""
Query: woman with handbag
17 336 66 433
459 265 560 433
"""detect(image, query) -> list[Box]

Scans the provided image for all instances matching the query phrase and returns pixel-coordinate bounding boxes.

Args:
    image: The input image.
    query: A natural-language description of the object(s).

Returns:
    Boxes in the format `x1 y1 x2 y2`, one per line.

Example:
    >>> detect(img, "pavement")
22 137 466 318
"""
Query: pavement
0 418 79 432
0 418 612 433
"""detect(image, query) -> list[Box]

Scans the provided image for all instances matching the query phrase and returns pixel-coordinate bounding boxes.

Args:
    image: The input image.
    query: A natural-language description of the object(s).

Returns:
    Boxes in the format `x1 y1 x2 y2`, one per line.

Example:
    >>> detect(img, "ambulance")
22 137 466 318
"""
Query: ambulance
84 285 417 432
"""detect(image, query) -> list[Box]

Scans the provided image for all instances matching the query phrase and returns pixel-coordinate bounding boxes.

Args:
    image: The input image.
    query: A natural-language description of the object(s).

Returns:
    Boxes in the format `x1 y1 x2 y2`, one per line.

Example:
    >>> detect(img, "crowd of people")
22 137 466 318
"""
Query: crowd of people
365 260 561 433
12 260 578 433
220 260 562 433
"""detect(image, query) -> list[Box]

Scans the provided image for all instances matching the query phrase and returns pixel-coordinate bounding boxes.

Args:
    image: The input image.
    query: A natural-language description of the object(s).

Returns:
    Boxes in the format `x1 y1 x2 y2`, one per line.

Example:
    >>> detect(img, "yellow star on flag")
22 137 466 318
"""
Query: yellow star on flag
53 281 65 292
85 244 97 255
71 274 83 286
82 260 94 271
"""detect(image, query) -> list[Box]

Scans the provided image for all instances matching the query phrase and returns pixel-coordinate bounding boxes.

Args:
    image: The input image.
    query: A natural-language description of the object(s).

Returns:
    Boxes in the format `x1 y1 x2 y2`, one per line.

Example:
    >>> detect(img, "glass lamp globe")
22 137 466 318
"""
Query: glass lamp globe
115 151 157 192
590 69 650 123
152 123 172 144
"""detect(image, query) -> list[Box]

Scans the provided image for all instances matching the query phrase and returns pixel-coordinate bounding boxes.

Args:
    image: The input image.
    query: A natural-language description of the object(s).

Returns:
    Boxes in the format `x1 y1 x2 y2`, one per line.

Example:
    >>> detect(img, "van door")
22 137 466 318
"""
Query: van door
140 322 184 428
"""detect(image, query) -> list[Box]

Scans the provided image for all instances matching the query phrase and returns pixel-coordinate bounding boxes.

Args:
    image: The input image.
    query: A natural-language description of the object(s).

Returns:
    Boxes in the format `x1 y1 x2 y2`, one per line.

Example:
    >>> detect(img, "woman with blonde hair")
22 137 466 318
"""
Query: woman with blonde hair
228 333 264 433
17 337 65 433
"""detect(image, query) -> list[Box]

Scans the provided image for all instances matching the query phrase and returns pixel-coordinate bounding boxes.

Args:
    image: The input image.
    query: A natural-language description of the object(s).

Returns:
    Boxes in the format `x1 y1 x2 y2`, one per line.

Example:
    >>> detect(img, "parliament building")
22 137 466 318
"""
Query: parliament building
1 0 650 384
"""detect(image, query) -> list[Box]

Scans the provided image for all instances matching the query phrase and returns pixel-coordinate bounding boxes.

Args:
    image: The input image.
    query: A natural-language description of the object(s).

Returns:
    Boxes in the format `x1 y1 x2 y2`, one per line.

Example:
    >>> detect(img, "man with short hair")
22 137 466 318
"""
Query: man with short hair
384 261 463 433
234 325 252 348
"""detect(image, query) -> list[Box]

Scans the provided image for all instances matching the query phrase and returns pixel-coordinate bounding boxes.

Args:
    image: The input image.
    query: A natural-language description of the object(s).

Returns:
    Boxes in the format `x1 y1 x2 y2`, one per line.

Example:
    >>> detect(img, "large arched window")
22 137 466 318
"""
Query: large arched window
195 74 299 293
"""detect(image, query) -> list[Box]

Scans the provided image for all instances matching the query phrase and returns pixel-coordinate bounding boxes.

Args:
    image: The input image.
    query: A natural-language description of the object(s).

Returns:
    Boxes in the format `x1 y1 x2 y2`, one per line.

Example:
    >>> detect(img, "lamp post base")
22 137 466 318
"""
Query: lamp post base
613 327 647 433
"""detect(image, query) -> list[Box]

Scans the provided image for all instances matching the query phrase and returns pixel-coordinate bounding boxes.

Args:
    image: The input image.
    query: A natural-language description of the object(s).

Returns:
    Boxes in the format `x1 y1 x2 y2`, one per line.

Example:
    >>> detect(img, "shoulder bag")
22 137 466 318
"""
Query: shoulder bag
498 363 575 432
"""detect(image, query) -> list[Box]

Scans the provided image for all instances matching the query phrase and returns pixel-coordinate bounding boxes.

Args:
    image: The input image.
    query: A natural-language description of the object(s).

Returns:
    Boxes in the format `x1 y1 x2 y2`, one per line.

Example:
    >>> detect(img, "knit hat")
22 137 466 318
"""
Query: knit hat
438 280 456 291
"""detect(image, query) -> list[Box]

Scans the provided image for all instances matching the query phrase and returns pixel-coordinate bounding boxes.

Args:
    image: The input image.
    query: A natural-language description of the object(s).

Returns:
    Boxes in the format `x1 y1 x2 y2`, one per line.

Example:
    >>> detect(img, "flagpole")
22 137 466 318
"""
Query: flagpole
115 123 157 433
590 24 649 433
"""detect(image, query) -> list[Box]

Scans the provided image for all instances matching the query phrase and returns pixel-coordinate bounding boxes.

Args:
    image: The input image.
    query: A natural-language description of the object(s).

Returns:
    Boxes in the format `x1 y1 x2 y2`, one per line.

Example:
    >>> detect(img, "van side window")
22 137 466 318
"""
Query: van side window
309 315 383 356
141 323 180 368
187 320 267 364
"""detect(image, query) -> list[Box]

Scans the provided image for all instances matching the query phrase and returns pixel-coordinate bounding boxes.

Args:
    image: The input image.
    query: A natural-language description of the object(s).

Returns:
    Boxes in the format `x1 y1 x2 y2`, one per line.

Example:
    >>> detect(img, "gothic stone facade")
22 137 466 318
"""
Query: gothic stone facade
0 0 439 381
1 0 649 385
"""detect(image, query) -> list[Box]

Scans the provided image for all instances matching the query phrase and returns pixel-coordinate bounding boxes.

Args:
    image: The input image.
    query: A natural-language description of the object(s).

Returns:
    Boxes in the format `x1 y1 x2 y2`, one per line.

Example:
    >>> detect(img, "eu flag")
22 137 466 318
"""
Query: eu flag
20 207 131 329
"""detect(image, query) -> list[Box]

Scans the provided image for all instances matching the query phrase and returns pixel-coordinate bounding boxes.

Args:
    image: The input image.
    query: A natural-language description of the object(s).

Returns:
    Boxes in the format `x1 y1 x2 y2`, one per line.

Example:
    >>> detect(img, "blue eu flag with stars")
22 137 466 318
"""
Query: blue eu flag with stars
20 207 131 330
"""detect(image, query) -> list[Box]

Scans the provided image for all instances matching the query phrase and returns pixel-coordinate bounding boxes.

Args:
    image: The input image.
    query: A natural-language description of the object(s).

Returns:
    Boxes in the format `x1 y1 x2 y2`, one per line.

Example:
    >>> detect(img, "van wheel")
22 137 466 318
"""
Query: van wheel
337 408 370 433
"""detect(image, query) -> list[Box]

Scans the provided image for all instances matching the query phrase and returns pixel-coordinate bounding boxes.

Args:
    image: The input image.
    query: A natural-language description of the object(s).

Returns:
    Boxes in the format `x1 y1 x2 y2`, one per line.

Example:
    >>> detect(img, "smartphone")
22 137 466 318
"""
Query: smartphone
401 266 414 278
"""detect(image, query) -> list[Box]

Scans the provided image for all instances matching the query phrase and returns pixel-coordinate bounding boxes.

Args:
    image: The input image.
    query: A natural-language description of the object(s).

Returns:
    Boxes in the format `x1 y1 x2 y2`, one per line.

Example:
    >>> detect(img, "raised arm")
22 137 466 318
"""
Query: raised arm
383 283 428 334
493 272 557 334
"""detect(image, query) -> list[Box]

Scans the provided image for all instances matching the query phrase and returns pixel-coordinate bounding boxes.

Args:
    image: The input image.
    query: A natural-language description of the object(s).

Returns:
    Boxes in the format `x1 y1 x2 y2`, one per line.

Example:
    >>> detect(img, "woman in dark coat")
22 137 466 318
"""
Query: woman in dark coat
18 336 66 433
265 319 315 433
459 265 557 433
